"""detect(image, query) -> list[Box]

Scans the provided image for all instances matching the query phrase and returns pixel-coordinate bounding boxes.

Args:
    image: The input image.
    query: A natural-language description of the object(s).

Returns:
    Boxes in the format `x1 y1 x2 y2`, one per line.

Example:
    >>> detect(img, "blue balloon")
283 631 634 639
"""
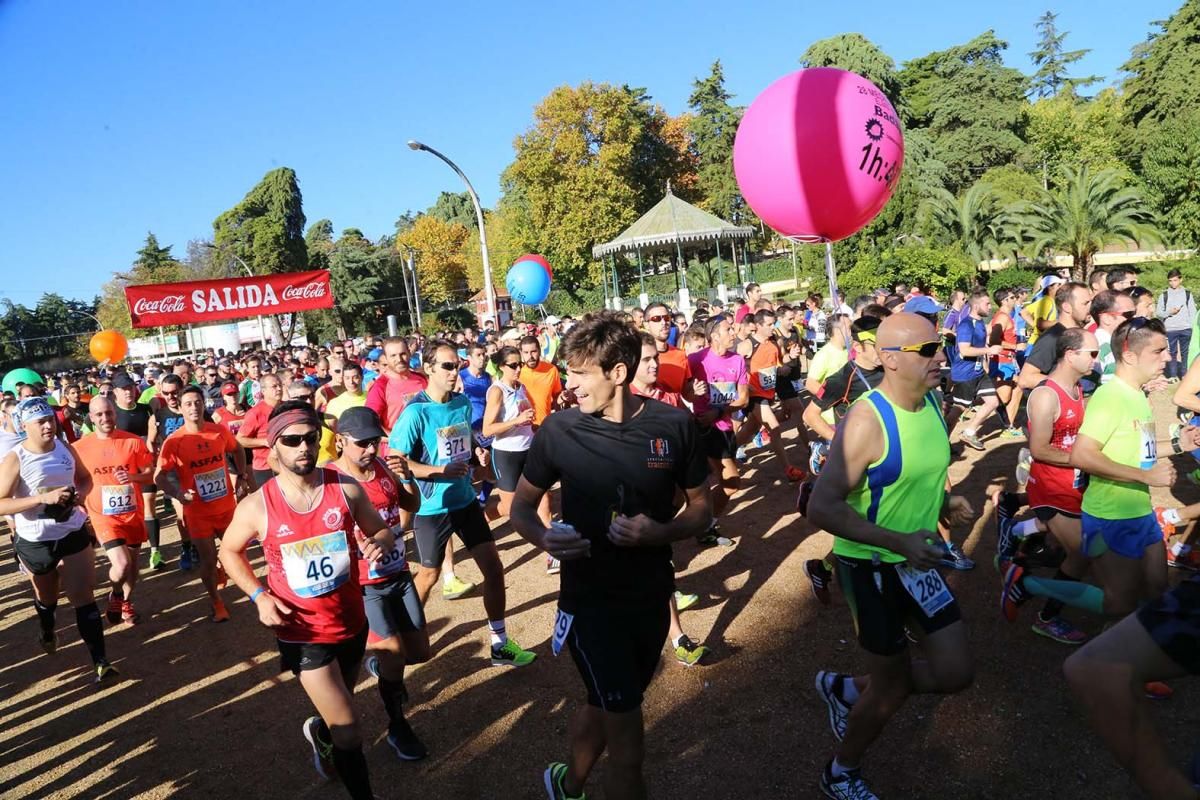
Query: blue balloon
506 260 551 305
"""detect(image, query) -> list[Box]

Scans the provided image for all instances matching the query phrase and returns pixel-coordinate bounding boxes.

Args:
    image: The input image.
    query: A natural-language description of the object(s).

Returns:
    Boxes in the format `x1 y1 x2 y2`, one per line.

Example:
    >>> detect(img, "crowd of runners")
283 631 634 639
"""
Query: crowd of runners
3 266 1200 799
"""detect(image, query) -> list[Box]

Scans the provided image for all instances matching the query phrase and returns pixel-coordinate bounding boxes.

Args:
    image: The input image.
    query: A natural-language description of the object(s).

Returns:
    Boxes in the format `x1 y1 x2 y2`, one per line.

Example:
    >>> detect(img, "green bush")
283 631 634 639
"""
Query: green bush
1127 256 1200 294
837 244 977 300
983 267 1043 293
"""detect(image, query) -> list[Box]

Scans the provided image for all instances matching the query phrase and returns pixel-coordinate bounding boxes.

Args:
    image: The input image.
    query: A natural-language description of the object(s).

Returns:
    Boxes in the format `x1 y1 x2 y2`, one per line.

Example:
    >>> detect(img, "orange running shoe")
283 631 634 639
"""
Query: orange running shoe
786 465 807 483
211 599 230 623
121 601 141 625
105 591 123 625
1145 681 1173 700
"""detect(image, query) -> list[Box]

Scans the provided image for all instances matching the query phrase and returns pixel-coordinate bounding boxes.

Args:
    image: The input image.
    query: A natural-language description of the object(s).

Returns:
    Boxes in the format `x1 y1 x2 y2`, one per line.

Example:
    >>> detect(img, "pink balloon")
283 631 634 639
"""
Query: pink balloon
515 254 552 281
733 68 904 242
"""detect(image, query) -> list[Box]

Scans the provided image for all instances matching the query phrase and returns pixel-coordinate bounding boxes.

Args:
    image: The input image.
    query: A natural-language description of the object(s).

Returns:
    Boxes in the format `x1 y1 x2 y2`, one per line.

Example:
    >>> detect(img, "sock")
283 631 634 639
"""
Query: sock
488 619 507 648
996 405 1012 428
442 572 456 588
1024 576 1105 615
1171 542 1191 556
378 674 409 730
1013 519 1041 539
331 744 374 800
835 674 860 704
830 758 852 777
144 517 160 549
33 599 57 636
672 634 684 648
75 603 107 665
1039 570 1078 620
963 427 976 437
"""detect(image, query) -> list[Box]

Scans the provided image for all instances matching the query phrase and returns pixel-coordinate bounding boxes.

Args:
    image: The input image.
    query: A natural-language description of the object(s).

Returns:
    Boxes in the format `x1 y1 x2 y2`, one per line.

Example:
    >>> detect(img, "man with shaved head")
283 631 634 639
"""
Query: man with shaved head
808 313 976 799
74 395 156 624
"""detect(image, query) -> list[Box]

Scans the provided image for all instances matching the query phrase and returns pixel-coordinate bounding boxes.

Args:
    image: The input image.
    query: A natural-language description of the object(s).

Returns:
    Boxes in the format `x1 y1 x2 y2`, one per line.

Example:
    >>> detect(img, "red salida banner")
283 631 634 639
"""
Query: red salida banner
124 270 334 328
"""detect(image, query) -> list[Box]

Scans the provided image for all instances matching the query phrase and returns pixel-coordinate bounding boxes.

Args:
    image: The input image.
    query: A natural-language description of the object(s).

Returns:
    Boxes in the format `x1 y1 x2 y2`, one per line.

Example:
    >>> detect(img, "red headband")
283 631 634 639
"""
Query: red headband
267 408 320 446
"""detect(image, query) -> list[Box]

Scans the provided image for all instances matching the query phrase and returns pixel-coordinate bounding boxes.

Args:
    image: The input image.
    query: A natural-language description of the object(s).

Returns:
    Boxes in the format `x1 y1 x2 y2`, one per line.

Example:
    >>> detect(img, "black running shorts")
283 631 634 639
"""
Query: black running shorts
1137 573 1200 675
950 372 997 408
566 602 669 714
835 555 962 657
15 528 92 576
700 426 737 462
412 502 493 568
277 625 368 675
363 573 425 640
490 447 529 493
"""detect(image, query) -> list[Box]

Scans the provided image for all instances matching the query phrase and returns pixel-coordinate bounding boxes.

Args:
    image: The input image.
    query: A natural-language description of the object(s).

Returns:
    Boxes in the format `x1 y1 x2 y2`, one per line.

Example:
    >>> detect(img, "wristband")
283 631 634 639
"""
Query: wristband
249 587 265 603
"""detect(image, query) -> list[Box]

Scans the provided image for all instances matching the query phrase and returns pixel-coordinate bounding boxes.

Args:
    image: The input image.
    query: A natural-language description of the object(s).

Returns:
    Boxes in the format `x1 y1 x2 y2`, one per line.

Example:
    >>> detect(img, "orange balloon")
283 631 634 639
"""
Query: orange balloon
89 329 128 363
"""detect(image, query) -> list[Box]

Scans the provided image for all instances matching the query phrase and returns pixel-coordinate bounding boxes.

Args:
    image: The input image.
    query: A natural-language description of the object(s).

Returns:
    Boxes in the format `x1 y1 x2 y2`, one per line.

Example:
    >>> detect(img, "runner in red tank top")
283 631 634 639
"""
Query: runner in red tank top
218 401 395 800
995 328 1099 646
330 406 430 761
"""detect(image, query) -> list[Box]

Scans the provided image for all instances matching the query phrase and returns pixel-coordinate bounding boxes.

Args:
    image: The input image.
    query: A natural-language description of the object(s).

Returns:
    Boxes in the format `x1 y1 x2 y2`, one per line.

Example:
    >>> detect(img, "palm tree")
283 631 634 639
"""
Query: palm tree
1017 167 1161 280
922 182 1017 268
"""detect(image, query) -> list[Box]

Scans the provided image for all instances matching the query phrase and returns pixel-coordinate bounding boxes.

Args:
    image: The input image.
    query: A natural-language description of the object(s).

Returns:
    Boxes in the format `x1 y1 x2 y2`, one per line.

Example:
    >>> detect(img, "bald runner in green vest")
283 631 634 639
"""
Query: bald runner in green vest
808 312 976 800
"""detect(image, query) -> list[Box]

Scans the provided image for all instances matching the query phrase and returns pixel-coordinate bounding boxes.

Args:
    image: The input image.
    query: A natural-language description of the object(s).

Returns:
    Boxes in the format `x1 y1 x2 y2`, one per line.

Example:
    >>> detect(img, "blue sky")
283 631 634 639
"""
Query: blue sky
0 0 1180 304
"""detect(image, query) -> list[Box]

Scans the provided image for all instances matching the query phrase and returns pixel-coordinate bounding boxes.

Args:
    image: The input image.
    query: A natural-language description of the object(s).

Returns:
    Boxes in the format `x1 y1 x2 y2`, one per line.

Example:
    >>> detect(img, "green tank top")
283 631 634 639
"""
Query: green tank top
834 388 950 563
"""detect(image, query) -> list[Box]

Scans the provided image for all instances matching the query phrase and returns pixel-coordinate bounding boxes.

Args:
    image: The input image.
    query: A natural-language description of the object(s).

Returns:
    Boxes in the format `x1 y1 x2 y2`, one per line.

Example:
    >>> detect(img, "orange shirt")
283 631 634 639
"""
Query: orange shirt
656 346 691 396
520 361 562 425
159 422 240 518
748 338 782 399
74 430 153 532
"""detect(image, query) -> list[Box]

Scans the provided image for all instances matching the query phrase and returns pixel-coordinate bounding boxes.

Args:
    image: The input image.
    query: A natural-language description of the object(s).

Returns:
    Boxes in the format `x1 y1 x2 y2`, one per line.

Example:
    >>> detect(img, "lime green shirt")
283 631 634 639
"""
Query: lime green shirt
808 342 848 386
1079 377 1154 520
834 389 950 563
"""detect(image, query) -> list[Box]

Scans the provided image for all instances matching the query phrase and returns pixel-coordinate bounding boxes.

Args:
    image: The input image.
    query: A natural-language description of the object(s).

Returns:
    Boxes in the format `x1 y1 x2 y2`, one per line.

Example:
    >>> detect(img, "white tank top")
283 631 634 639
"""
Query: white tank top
492 382 534 452
13 440 86 542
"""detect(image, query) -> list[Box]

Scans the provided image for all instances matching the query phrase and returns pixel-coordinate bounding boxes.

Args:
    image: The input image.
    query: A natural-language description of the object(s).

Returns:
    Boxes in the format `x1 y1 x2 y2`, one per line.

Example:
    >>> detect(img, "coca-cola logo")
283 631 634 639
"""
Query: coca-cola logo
133 295 186 315
281 281 328 301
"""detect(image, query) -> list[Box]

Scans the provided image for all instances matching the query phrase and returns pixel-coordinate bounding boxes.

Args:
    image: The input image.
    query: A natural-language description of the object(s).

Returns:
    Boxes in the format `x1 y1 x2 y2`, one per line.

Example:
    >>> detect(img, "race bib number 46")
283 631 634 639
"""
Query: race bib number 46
194 466 228 503
436 423 471 463
101 483 135 516
281 531 352 598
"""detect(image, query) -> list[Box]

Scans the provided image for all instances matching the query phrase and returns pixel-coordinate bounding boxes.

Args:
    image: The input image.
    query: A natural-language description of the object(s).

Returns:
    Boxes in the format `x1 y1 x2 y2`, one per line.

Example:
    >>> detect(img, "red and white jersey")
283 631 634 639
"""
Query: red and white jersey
328 459 409 585
261 468 365 643
1027 378 1085 514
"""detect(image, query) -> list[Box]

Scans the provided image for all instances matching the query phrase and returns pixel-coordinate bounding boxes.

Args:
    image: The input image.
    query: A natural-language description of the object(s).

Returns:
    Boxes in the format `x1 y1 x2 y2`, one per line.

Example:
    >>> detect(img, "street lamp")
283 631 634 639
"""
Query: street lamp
407 139 497 327
69 309 103 331
202 243 270 348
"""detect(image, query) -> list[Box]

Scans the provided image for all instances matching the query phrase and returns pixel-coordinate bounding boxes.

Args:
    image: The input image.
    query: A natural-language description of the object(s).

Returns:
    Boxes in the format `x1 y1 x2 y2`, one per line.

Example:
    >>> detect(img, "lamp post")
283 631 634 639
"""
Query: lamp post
202 243 270 349
407 139 497 327
69 309 103 331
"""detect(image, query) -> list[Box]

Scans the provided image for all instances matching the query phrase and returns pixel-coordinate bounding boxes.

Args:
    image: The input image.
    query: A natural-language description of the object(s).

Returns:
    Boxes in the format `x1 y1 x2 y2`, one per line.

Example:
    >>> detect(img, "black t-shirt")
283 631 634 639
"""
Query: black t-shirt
115 402 152 437
1027 323 1066 374
522 398 709 610
817 362 885 420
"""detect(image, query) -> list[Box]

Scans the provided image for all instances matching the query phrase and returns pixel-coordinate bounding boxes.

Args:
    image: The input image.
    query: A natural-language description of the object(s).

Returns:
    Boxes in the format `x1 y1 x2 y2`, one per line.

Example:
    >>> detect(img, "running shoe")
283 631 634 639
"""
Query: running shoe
960 432 986 451
815 671 853 741
106 591 123 625
1155 506 1179 539
1030 615 1087 645
211 598 230 623
442 575 475 600
674 591 699 612
365 654 380 680
805 559 833 606
992 490 1020 570
785 465 807 483
302 716 337 780
94 660 119 685
696 525 734 548
820 760 878 799
796 478 815 517
735 446 747 463
178 545 193 571
386 716 428 761
809 440 829 476
491 638 536 667
546 555 561 575
38 631 57 656
149 548 165 571
1000 561 1030 622
121 601 141 625
940 542 975 571
1015 447 1032 486
1000 427 1025 439
673 635 709 667
1145 681 1174 700
753 431 765 449
1168 548 1200 571
544 762 585 800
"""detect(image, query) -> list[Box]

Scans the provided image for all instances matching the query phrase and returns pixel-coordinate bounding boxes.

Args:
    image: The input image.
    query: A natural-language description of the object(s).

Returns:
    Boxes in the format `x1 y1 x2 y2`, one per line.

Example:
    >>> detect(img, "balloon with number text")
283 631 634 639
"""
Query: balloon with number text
89 329 129 363
733 67 905 242
506 259 552 305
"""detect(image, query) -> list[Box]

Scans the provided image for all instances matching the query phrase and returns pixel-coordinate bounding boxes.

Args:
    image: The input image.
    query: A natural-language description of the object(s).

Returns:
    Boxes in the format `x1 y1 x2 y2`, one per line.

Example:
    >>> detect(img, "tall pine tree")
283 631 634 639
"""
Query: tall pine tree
1028 11 1101 98
687 61 744 222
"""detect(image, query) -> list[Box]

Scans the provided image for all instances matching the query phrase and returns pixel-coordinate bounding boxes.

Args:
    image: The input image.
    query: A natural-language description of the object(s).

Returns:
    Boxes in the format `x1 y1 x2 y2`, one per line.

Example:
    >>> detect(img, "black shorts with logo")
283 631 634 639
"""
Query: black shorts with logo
566 601 669 713
412 502 493 567
277 625 368 675
836 554 962 656
15 528 92 576
950 372 997 408
1137 573 1200 675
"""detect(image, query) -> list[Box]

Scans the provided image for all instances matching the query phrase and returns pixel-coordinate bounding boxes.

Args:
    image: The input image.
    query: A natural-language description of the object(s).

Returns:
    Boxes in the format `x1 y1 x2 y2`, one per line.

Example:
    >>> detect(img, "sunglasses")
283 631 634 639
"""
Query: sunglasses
276 431 319 448
645 314 671 324
1072 349 1100 358
436 361 458 372
503 361 521 370
880 340 942 358
160 390 179 397
351 436 381 449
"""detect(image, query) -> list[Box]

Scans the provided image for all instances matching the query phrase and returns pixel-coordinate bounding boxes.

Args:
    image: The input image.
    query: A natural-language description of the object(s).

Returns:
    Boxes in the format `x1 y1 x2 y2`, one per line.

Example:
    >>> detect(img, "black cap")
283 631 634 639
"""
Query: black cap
111 373 136 389
337 406 385 440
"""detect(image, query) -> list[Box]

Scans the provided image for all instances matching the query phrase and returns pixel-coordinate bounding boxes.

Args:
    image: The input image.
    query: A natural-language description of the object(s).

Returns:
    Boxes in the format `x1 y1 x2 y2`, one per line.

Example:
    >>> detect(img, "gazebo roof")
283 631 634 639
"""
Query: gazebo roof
592 185 755 258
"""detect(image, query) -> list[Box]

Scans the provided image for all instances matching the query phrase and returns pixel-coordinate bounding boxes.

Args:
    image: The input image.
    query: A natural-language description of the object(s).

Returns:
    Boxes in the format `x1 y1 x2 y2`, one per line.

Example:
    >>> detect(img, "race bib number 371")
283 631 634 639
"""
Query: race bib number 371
281 531 352 598
436 423 471 464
